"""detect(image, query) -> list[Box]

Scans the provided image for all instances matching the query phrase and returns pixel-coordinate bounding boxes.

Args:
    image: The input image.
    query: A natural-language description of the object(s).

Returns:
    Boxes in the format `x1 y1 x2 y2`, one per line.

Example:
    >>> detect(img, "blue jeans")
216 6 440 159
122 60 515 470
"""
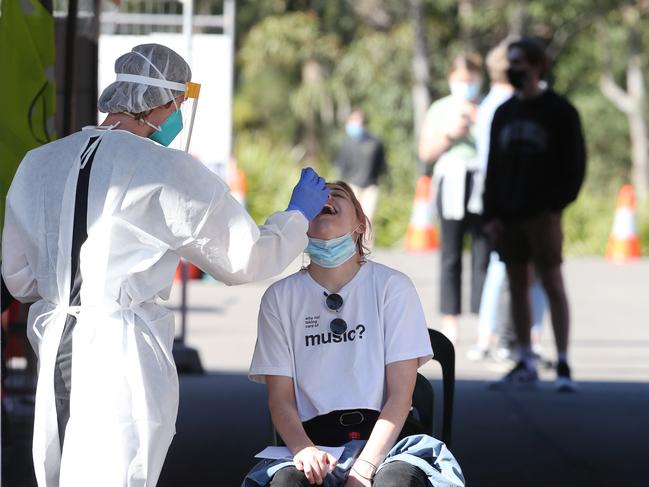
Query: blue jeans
478 253 548 343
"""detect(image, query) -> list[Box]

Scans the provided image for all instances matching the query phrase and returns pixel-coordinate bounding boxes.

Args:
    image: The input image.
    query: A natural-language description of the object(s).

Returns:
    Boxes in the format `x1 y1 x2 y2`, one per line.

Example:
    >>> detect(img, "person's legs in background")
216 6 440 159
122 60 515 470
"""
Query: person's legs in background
538 264 574 391
468 212 490 316
494 284 516 361
475 263 549 365
489 219 540 388
439 213 464 345
465 211 490 356
468 252 507 359
488 261 540 386
373 461 429 487
529 211 575 391
529 272 548 355
507 262 534 362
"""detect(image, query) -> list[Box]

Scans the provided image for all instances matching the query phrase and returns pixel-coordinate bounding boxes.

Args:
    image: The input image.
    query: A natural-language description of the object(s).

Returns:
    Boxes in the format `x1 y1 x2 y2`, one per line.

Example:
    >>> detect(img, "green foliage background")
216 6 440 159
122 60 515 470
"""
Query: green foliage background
232 0 649 255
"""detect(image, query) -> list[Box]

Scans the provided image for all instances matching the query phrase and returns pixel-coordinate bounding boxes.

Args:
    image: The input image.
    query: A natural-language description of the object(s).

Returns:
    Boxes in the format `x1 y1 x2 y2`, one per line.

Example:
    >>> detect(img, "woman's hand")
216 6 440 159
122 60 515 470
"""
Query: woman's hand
445 110 472 141
293 446 337 485
344 468 372 487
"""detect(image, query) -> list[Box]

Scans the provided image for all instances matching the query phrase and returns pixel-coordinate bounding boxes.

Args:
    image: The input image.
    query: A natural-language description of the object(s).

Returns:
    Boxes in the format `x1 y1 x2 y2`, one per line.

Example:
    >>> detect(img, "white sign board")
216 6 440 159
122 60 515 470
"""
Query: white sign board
98 33 233 178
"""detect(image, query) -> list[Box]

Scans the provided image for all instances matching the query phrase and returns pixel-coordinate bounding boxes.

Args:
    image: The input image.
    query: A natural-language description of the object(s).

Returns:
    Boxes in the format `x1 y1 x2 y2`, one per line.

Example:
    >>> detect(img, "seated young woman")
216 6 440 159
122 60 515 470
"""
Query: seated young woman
243 182 464 487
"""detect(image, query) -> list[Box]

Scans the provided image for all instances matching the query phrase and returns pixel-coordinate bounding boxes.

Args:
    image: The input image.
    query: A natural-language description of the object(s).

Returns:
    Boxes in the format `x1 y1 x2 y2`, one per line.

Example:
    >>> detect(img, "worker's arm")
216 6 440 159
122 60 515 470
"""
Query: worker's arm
176 166 325 285
121 154 323 286
179 190 310 286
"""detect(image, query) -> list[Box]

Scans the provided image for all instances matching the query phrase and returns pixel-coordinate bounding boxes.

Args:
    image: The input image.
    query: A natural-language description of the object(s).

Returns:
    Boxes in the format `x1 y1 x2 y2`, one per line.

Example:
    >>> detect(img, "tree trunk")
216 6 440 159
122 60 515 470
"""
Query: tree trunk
302 59 322 160
626 6 649 200
457 0 475 49
628 108 649 200
508 0 529 38
626 51 649 199
410 0 430 148
599 2 649 200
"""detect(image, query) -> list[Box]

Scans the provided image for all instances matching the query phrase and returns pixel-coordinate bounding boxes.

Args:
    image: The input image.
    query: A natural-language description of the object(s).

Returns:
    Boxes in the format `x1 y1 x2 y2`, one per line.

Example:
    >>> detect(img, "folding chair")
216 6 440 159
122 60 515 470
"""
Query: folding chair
272 328 456 447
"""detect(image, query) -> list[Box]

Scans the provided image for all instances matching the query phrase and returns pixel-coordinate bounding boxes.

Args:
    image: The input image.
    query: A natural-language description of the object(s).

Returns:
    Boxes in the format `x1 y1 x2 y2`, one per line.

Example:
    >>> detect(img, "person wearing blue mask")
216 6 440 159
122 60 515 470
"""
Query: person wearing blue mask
243 181 464 487
2 43 329 486
418 53 489 345
335 110 387 229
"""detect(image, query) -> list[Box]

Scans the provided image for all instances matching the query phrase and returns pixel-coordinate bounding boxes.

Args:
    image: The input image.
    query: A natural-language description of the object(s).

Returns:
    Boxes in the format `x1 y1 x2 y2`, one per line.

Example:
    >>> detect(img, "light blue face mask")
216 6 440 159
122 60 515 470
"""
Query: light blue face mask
345 122 364 140
450 81 480 102
306 231 359 268
148 108 183 146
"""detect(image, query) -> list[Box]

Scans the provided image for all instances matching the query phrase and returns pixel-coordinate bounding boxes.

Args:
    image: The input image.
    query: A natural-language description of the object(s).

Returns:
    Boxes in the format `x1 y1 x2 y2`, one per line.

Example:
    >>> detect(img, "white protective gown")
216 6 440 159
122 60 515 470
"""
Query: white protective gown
1 127 308 486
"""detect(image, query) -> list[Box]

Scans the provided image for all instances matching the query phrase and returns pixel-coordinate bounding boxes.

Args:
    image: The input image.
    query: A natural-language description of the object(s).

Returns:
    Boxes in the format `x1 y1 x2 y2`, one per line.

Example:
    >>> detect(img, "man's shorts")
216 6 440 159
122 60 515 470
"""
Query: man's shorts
497 211 563 269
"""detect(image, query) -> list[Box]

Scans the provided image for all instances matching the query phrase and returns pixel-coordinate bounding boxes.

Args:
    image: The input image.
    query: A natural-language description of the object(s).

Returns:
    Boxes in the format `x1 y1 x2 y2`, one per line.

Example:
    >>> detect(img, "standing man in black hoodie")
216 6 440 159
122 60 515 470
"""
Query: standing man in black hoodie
484 38 586 392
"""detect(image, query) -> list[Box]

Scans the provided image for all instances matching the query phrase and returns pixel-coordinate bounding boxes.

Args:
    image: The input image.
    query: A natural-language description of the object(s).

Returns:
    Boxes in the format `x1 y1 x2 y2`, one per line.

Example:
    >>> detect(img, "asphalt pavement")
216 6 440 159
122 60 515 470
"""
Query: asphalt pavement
3 251 649 486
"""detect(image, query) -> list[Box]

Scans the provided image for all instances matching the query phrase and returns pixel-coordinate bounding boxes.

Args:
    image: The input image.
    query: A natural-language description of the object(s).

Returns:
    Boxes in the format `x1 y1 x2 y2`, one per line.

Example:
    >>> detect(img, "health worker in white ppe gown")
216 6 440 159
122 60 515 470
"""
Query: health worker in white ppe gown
1 43 329 487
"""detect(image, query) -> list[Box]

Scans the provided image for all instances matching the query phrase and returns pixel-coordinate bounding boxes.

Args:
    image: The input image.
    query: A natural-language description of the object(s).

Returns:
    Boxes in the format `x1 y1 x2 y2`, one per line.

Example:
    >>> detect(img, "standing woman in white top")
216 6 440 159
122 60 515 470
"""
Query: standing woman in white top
1 43 328 487
245 182 464 487
418 53 490 345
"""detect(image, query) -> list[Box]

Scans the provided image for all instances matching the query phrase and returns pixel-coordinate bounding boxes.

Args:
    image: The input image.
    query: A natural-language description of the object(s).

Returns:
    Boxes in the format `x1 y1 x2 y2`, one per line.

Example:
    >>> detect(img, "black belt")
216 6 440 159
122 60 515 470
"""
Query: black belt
302 409 380 446
338 410 367 427
301 408 426 446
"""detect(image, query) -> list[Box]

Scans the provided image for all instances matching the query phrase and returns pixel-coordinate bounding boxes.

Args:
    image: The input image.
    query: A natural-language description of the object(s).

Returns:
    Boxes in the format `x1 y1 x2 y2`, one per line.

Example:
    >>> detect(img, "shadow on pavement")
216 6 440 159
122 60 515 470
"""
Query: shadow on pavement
3 372 648 487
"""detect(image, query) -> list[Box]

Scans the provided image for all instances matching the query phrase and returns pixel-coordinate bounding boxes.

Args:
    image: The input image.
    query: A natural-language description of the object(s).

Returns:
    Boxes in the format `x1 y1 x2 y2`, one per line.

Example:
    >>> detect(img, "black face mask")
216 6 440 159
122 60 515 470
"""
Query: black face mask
506 68 527 89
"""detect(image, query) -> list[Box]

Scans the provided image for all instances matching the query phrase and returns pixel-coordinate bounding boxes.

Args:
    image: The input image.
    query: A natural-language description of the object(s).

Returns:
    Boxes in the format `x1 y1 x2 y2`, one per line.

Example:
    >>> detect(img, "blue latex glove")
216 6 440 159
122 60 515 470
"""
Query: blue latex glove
286 167 329 221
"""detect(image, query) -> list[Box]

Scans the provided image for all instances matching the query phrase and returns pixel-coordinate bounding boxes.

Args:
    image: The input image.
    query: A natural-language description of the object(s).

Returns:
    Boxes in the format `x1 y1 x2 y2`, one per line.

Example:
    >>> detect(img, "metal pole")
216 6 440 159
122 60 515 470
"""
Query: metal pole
63 0 79 135
224 0 236 162
178 0 193 344
182 0 193 64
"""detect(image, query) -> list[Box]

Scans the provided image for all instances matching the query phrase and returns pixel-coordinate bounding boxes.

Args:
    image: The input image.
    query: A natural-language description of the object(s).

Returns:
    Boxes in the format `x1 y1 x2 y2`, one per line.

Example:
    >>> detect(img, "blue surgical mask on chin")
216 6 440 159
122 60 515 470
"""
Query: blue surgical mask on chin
306 231 358 268
148 109 183 146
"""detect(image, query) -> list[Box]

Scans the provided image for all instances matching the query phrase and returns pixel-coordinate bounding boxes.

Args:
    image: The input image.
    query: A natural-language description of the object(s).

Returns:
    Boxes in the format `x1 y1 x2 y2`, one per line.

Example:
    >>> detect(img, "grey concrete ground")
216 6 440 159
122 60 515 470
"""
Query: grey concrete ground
3 251 649 486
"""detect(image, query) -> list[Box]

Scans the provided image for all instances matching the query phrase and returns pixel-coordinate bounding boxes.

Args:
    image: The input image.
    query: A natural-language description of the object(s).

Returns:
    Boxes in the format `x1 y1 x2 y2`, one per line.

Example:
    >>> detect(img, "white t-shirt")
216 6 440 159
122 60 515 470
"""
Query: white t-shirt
249 260 433 421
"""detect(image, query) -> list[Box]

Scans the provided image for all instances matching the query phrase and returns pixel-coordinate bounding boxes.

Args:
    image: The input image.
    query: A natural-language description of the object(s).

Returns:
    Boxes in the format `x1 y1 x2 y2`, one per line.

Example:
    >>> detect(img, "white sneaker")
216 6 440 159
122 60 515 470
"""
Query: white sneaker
555 361 577 392
488 361 539 390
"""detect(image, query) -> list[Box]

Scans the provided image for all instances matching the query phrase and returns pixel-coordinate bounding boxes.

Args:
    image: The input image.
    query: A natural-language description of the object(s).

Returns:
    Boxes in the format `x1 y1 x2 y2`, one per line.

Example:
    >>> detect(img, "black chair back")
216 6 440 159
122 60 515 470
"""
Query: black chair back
411 329 455 446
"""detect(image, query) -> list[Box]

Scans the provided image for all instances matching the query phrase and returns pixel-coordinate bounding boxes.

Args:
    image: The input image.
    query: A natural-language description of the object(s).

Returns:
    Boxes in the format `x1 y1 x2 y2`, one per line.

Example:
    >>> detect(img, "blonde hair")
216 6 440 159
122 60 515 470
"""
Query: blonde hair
327 181 372 258
449 52 483 76
486 41 510 84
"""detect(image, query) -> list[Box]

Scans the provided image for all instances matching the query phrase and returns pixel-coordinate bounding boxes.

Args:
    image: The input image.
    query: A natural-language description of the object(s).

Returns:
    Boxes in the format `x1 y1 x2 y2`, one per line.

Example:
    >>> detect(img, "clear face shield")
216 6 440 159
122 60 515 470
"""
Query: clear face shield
114 72 200 153
173 81 201 153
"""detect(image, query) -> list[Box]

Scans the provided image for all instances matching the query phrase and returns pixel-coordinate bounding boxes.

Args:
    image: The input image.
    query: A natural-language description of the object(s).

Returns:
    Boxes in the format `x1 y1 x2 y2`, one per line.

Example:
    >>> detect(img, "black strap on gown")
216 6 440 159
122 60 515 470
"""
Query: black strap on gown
54 137 100 449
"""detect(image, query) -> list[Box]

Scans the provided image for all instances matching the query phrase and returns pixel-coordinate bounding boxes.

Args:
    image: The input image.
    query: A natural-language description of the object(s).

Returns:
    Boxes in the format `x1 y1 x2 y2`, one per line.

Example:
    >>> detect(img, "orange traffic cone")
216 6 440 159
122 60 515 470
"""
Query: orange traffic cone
229 166 247 207
606 184 641 261
405 175 439 252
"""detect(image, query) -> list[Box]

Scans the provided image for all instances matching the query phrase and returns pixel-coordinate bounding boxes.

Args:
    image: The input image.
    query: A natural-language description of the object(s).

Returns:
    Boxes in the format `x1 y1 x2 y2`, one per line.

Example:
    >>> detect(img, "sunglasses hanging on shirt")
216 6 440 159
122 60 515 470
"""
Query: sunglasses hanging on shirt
324 291 347 334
